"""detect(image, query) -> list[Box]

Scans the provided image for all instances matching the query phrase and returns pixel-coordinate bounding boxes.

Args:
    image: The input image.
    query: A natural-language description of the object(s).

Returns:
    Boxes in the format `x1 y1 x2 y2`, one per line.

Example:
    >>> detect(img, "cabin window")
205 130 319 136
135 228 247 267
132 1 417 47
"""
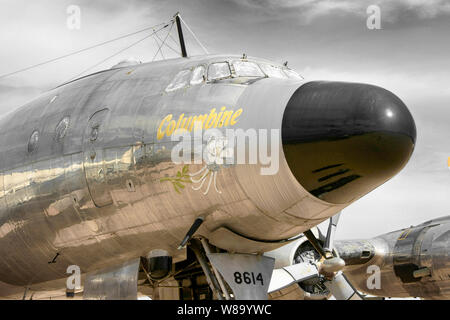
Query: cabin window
28 130 39 153
233 61 265 78
166 69 192 92
90 125 99 142
208 62 231 81
283 69 304 80
55 116 70 141
259 64 288 79
190 65 206 86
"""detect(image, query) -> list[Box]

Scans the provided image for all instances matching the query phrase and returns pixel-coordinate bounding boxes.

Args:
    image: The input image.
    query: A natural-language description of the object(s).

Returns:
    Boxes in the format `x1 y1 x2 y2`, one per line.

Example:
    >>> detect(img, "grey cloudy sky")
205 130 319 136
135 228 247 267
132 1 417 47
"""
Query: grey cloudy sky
0 0 449 239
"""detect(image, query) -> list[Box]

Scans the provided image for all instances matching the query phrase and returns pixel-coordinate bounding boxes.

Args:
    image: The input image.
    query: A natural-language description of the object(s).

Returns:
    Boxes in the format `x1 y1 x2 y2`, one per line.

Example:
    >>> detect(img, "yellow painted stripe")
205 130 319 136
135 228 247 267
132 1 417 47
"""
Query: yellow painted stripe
398 228 411 240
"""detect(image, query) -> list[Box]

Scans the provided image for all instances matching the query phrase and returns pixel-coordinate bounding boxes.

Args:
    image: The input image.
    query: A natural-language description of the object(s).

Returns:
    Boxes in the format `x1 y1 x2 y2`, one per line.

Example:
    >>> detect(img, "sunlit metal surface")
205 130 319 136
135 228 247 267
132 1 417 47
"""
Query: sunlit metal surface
83 258 140 300
0 54 416 289
336 216 450 299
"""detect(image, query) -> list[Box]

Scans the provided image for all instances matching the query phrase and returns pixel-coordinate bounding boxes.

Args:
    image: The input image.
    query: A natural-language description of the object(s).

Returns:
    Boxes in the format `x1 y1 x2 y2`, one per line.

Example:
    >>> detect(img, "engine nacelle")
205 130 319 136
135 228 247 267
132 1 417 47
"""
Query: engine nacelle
335 216 450 299
265 228 331 299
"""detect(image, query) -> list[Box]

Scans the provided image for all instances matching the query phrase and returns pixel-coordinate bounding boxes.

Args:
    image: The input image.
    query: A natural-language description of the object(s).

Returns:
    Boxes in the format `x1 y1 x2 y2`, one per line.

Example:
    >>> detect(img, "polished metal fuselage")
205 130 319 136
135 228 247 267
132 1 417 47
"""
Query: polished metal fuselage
0 55 347 286
337 216 450 299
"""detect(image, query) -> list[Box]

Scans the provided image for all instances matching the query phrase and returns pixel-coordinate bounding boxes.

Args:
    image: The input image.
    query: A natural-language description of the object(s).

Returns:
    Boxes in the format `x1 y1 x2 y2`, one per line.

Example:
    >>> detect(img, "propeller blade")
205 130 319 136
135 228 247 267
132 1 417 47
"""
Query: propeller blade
324 212 341 253
268 262 319 293
322 212 364 300
325 271 363 300
320 257 345 274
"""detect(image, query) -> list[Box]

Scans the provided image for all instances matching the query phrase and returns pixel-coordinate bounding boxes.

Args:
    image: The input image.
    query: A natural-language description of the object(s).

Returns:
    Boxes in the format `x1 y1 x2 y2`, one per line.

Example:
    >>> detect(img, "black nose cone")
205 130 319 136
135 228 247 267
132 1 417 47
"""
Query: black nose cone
282 81 416 204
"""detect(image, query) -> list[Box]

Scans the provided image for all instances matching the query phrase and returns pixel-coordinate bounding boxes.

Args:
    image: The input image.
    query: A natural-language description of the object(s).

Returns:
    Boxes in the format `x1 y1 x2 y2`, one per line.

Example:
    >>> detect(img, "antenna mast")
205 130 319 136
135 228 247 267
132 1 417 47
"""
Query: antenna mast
174 13 188 58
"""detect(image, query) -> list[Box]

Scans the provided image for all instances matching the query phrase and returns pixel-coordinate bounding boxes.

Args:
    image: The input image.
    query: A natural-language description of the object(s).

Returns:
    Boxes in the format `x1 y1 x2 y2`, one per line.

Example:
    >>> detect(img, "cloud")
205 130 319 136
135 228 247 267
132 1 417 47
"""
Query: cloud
228 0 450 24
336 168 450 239
0 83 42 118
0 0 448 243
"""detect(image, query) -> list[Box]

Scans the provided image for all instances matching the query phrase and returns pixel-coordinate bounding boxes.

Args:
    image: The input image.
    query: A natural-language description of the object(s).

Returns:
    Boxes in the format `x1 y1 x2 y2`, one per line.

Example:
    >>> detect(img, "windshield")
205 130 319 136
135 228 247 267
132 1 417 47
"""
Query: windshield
190 65 205 85
283 69 303 80
166 69 192 92
233 61 265 78
259 64 288 79
208 62 231 81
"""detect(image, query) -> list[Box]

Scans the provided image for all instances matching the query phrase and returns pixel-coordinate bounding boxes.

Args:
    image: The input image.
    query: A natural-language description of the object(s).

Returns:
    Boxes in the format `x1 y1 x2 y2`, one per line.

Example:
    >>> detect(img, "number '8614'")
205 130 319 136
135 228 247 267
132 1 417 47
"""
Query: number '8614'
233 272 264 285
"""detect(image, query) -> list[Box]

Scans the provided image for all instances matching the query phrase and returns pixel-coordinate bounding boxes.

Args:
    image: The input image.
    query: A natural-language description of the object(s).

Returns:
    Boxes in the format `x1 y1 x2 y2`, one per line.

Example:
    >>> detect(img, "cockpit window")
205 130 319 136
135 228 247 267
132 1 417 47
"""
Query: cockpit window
190 65 206 86
283 69 304 80
233 61 265 78
208 62 231 81
259 64 288 79
166 69 192 92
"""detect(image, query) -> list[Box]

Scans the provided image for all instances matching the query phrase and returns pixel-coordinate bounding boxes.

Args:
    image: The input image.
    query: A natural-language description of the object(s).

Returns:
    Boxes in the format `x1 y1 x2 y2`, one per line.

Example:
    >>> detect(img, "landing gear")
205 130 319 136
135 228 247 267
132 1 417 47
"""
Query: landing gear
189 239 230 300
189 238 275 300
172 239 224 300
80 238 274 300
173 237 275 300
145 250 172 280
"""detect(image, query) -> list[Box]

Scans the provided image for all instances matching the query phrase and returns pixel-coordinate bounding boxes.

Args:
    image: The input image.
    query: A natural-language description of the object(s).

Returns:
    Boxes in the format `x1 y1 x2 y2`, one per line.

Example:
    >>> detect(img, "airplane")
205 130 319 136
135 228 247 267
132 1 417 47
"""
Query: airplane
266 215 450 300
0 14 417 300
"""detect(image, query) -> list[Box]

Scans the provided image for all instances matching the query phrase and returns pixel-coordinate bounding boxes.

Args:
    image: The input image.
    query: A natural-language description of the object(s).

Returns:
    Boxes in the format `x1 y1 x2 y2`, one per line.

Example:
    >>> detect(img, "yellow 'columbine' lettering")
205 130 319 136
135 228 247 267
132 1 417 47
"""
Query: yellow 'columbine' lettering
157 107 244 140
230 108 243 125
157 114 172 140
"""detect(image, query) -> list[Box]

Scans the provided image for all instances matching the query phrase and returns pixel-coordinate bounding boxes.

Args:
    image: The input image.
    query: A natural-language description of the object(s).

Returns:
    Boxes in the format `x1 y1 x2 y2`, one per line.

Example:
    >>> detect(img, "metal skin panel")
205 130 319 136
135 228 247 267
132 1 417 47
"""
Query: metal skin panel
83 258 140 300
0 54 416 289
336 216 450 299
0 174 11 279
83 109 113 207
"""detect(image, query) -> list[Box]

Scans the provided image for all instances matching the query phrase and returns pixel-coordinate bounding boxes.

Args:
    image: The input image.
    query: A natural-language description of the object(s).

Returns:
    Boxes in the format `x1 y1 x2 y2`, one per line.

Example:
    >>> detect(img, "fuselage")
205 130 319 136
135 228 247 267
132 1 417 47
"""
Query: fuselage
0 54 416 287
337 216 450 299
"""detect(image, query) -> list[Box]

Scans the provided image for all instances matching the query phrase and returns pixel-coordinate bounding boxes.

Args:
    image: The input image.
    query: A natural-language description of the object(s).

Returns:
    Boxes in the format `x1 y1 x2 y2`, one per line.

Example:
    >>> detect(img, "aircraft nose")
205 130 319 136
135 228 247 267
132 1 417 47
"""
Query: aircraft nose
282 81 416 204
